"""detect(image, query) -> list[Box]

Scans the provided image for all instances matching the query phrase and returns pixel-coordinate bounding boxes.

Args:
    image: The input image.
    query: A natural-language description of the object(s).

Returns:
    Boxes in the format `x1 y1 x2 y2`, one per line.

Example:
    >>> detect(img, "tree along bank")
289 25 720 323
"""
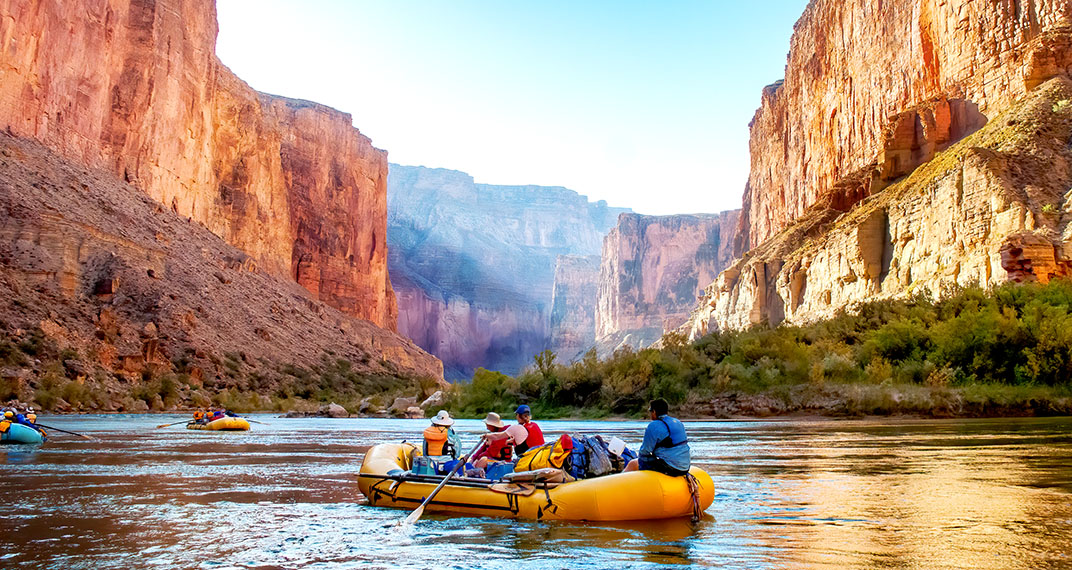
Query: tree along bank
444 281 1072 419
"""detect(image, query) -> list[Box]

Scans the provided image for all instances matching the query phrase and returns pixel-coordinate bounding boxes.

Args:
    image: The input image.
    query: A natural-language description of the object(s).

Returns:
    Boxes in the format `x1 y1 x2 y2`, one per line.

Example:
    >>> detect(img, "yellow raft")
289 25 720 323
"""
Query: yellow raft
186 417 250 431
358 443 715 521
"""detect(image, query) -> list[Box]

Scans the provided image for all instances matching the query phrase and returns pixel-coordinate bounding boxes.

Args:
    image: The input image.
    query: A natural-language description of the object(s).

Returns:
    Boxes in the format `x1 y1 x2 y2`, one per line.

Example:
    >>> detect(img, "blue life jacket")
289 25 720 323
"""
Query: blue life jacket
654 417 688 449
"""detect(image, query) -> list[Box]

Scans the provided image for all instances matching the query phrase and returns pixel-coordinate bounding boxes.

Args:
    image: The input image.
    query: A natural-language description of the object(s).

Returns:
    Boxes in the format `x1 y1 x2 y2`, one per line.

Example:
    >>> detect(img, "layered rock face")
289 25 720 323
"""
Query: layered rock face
742 0 1072 251
0 0 396 329
597 212 738 354
686 77 1072 338
691 0 1072 337
0 132 441 410
389 165 628 379
549 255 601 362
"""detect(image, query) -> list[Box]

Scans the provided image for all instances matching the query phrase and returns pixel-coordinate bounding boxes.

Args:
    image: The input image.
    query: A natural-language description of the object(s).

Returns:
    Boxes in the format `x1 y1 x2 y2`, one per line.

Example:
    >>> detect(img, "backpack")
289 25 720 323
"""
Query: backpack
583 436 614 477
514 434 573 472
567 435 617 479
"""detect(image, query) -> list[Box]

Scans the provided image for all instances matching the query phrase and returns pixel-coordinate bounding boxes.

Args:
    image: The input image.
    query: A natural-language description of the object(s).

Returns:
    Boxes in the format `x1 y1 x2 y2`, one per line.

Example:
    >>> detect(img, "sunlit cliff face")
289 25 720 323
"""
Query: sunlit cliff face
0 0 397 330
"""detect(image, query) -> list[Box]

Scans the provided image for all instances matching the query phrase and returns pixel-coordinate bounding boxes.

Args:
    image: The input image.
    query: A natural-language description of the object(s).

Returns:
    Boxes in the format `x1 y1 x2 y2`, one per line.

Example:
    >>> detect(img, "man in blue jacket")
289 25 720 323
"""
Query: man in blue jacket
624 398 691 476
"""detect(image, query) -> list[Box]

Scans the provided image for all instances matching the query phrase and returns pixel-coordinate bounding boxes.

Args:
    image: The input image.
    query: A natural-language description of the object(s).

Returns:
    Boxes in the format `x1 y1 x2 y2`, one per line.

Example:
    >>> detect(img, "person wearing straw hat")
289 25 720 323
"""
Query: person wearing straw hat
423 410 461 459
471 411 520 470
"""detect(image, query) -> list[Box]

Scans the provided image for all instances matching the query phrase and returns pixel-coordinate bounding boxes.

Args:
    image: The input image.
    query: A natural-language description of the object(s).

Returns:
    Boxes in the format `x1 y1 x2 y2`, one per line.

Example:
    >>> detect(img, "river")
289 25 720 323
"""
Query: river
1 415 1070 569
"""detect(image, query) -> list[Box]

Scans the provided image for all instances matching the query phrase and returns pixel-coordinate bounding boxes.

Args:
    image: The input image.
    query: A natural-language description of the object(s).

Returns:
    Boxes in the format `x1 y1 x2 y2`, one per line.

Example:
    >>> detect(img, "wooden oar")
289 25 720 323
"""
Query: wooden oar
155 419 191 429
32 423 93 440
403 438 485 525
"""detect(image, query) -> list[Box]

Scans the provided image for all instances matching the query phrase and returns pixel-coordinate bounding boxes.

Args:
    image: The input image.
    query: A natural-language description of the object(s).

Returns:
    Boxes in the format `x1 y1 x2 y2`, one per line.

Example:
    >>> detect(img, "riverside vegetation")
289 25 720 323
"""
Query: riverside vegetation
0 331 438 415
446 280 1072 419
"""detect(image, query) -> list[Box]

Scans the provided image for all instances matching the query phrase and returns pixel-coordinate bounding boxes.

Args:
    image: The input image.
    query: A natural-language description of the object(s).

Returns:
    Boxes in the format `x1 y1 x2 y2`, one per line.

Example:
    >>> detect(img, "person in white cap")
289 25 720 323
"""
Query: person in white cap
423 410 461 459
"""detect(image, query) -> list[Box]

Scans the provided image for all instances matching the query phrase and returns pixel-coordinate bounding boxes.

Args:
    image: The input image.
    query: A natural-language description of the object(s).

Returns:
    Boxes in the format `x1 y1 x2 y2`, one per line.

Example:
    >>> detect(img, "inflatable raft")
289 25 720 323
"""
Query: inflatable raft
186 417 250 431
358 443 715 521
0 422 46 444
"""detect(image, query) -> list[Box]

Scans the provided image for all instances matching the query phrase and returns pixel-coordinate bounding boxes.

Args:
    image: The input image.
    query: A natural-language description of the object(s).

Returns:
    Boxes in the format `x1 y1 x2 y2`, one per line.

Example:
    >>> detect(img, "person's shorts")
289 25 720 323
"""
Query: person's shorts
638 456 689 477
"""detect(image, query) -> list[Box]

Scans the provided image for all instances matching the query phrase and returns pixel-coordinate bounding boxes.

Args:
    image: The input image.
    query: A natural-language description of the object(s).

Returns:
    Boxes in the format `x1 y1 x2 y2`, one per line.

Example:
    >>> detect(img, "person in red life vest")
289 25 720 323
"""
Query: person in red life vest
472 412 520 470
512 404 544 453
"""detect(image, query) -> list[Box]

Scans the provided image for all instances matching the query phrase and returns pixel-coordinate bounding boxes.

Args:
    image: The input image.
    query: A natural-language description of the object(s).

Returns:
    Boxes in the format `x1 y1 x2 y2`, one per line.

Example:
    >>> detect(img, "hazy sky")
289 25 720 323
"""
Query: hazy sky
216 1 808 216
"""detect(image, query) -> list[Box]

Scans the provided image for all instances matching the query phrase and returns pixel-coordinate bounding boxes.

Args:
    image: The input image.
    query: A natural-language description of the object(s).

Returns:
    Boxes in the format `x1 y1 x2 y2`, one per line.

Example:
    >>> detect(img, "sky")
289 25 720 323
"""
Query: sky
215 1 809 216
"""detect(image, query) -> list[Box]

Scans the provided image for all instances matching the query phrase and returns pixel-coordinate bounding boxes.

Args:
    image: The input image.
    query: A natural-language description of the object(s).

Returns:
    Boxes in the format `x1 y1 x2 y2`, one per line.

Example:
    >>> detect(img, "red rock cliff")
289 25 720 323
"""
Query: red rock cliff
0 0 396 329
742 0 1072 251
596 212 738 353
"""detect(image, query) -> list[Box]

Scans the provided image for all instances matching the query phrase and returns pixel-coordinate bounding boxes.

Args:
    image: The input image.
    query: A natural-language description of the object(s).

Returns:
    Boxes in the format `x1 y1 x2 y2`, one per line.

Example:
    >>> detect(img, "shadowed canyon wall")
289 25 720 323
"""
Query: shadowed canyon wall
549 255 601 362
0 0 396 329
596 212 738 355
687 0 1072 338
388 165 628 379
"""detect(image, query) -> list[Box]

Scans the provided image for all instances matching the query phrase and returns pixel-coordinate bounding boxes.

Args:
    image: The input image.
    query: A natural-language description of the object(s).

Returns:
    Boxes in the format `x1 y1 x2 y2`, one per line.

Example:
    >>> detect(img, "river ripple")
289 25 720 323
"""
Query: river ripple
1 415 1070 569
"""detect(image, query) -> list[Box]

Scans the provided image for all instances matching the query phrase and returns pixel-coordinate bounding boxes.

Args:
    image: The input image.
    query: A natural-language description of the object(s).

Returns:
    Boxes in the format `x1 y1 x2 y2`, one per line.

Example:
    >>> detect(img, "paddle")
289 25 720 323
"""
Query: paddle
244 419 268 426
403 438 485 525
32 423 93 440
155 420 190 429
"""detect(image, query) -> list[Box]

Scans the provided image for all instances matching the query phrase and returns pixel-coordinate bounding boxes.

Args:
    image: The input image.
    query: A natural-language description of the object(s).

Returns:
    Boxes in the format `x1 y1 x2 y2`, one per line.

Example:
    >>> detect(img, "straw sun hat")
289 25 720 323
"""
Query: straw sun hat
483 411 505 428
431 410 455 426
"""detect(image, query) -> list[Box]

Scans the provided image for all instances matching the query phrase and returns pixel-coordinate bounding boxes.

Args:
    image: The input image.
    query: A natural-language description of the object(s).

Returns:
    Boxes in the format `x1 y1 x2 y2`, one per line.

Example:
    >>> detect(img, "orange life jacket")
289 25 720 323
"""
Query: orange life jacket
423 425 450 456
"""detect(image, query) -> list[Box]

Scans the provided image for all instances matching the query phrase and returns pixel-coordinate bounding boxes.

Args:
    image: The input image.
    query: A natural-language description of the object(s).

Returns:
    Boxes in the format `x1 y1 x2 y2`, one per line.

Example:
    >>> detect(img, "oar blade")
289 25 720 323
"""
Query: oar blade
403 505 425 525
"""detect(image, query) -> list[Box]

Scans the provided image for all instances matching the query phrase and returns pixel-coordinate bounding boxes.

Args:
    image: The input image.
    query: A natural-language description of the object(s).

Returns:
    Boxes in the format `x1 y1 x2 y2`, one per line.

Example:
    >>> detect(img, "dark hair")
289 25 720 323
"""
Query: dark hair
649 398 669 416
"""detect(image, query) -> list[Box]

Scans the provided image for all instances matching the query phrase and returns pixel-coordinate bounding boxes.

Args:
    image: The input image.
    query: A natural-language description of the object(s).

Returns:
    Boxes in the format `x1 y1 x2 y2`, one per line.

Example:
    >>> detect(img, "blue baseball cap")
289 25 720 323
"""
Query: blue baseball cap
515 404 531 415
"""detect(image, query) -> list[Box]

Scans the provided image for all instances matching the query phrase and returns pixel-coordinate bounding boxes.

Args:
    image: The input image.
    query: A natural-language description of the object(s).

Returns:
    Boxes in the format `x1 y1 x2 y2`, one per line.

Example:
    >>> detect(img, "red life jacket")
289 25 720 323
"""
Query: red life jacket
486 435 513 461
522 422 544 448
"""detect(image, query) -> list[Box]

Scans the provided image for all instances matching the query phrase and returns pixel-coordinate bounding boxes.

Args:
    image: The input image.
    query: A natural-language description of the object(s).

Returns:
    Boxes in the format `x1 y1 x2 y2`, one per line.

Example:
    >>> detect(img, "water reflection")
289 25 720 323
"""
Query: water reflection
0 416 1070 569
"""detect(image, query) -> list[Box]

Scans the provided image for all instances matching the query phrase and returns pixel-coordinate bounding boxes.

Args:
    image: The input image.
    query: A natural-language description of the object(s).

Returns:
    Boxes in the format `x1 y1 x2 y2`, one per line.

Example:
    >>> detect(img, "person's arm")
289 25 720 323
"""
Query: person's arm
638 421 665 458
484 431 510 443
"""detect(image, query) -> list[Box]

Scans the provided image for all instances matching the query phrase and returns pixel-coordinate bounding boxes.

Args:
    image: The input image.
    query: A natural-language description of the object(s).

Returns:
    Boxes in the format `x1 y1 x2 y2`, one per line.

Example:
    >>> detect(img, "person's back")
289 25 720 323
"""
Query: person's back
423 410 460 459
626 398 690 476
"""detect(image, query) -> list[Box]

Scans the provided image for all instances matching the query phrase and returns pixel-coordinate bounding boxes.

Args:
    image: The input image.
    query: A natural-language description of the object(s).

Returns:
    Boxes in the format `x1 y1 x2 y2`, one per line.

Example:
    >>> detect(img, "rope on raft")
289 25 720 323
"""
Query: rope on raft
685 472 701 523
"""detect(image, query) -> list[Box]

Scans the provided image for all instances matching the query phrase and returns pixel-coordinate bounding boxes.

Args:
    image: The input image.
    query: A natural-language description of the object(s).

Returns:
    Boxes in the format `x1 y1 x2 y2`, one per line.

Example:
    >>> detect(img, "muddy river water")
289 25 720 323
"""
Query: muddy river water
2 415 1070 569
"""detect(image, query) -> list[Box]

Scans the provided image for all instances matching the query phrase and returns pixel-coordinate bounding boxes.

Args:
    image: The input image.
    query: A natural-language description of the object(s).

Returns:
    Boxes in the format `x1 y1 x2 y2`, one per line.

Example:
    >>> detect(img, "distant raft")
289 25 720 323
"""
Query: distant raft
0 422 46 444
186 417 250 431
358 443 715 521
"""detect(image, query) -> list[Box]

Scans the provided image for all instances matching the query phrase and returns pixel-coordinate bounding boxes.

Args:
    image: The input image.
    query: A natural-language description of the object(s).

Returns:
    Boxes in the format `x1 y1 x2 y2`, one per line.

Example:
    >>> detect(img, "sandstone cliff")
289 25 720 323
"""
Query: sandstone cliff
596 212 738 354
388 165 628 379
549 255 601 362
0 132 441 411
687 77 1072 337
741 0 1072 251
0 0 396 329
690 1 1072 336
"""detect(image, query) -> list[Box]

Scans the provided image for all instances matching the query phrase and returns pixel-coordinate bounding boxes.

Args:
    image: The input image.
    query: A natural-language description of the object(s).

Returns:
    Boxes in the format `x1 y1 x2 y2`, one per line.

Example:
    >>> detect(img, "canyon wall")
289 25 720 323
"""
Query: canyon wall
549 255 601 362
388 165 628 379
0 132 441 412
0 0 396 329
596 212 738 354
687 0 1072 337
742 0 1072 251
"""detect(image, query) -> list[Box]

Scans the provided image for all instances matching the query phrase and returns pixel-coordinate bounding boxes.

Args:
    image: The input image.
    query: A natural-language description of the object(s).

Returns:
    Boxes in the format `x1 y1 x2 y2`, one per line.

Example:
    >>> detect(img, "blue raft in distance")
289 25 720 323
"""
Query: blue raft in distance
1 423 46 444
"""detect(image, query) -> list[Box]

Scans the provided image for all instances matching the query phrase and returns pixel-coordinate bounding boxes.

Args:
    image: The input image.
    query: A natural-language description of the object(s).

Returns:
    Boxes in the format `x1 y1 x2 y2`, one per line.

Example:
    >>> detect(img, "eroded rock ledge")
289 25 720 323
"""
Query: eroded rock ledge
686 78 1072 337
